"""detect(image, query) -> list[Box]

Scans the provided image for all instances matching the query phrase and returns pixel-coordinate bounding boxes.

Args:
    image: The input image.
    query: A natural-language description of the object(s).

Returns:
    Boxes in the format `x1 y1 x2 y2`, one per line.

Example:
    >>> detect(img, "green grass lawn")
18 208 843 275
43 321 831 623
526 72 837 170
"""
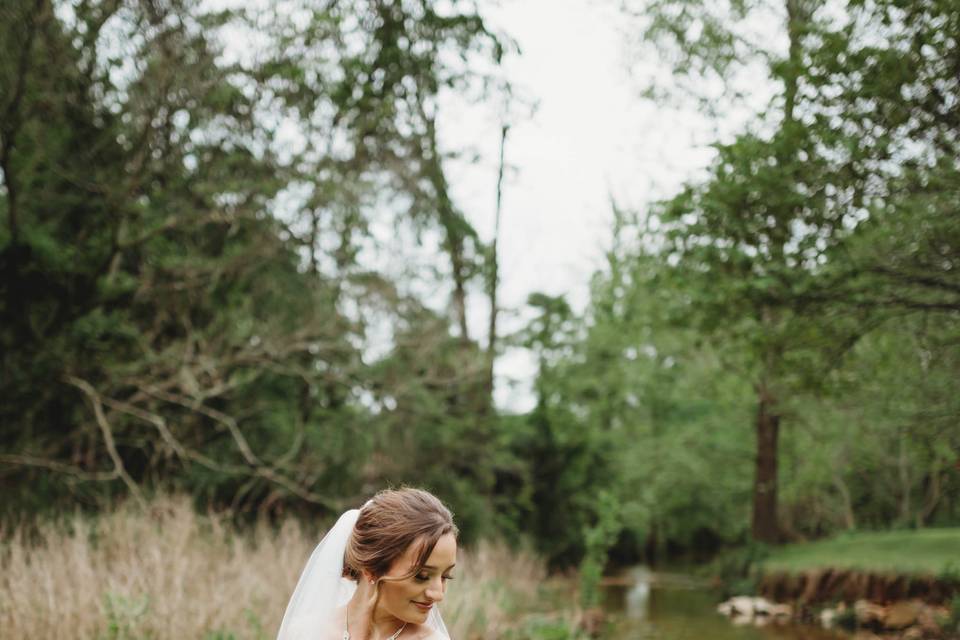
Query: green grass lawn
760 528 960 576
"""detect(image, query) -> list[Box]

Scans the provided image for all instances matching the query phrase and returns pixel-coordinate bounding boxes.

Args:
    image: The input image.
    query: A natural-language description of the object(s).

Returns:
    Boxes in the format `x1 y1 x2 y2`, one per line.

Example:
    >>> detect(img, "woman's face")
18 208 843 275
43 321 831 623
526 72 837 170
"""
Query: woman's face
377 532 457 626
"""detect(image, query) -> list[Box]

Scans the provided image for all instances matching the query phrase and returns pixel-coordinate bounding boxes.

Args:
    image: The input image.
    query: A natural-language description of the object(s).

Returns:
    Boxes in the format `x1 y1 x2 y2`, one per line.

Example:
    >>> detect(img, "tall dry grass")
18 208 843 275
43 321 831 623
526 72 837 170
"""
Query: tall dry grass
0 495 550 640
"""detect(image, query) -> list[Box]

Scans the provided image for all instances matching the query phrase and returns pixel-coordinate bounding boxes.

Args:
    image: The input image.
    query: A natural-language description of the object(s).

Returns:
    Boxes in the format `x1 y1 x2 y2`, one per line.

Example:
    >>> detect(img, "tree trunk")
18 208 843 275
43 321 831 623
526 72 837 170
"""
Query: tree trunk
897 427 912 525
419 106 472 344
485 125 508 405
752 386 780 543
833 469 856 530
917 465 942 527
749 0 802 545
448 236 470 343
644 527 659 568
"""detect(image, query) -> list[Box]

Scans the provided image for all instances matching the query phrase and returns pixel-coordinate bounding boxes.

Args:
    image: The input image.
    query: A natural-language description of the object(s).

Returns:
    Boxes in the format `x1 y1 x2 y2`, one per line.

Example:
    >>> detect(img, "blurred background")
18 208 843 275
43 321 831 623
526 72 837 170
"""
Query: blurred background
1 0 958 638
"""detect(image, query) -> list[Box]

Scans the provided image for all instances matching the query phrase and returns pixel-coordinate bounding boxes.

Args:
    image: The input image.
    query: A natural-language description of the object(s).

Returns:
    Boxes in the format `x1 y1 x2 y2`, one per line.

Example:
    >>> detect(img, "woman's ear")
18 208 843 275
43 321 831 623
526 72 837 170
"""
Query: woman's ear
361 569 377 586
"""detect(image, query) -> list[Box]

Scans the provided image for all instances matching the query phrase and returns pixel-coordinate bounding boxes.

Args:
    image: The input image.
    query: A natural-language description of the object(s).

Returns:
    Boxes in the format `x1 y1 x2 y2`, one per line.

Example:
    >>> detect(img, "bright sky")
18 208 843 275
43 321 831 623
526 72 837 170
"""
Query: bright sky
215 0 727 413
443 0 719 412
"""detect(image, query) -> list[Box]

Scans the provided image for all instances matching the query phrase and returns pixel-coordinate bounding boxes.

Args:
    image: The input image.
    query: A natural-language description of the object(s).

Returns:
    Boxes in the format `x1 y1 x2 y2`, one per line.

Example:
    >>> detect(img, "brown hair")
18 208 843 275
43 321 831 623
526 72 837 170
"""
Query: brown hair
342 487 457 583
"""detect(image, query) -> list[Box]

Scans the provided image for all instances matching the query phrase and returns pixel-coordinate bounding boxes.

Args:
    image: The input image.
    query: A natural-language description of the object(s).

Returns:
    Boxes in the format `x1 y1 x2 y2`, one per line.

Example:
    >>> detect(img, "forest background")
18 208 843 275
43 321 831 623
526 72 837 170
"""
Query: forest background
1 0 958 582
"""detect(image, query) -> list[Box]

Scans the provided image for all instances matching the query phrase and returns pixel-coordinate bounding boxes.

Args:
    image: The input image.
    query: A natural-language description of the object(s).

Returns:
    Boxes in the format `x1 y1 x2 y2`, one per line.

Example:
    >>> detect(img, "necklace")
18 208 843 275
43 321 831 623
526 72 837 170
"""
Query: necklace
343 608 406 640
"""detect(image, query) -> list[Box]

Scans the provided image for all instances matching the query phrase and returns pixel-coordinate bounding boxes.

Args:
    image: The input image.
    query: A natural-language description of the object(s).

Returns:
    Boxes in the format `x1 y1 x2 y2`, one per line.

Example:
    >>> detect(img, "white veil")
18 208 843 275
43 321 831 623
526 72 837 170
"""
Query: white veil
277 507 451 640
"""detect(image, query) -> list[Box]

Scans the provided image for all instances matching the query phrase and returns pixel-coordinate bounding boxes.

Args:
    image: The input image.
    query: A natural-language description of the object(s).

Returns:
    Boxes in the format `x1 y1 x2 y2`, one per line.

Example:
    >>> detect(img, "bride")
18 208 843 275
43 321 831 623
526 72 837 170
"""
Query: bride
277 488 457 640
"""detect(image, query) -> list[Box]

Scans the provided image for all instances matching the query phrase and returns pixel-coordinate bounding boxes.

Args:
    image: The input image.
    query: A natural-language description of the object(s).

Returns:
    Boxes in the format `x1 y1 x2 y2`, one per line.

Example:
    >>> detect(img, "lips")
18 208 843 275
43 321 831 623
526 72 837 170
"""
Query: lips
412 601 433 612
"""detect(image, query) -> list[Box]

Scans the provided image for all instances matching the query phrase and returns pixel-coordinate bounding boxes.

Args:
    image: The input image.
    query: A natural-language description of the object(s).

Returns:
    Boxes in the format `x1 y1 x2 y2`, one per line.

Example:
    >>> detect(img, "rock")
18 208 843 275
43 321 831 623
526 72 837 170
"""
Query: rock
854 599 886 626
917 604 944 636
769 603 793 619
884 600 922 629
902 625 923 640
820 607 838 629
730 614 753 626
752 597 774 617
728 596 756 618
719 595 793 626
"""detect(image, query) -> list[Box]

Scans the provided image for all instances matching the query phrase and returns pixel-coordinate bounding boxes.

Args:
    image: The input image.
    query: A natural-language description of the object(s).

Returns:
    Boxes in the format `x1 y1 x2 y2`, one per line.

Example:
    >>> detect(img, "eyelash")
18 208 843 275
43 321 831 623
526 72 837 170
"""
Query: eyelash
415 574 455 582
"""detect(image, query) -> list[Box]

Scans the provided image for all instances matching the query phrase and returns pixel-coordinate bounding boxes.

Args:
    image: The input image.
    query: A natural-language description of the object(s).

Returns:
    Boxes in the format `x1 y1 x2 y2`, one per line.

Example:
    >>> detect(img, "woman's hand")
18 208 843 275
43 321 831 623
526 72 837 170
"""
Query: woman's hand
347 578 380 640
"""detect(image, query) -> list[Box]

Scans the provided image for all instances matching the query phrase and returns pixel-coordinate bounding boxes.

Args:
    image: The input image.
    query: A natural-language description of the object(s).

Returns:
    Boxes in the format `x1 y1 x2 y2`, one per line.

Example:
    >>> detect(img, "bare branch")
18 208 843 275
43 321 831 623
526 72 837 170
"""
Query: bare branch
485 123 508 403
138 386 337 509
0 453 117 482
64 376 147 508
142 386 262 466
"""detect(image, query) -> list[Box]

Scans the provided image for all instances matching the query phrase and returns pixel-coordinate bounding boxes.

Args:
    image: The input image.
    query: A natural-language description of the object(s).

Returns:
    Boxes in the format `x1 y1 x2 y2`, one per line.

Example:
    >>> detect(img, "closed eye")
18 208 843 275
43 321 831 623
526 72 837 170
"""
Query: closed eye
414 573 455 582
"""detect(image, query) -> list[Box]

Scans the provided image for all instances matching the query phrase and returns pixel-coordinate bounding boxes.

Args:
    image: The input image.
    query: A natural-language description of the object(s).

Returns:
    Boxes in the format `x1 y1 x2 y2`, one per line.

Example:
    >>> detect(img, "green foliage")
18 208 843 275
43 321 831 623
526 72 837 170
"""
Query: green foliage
834 606 857 632
546 0 960 558
526 232 760 562
939 561 960 589
100 593 151 640
579 490 622 609
1 0 959 586
708 543 770 597
947 595 960 635
761 529 960 575
507 617 585 640
0 0 512 544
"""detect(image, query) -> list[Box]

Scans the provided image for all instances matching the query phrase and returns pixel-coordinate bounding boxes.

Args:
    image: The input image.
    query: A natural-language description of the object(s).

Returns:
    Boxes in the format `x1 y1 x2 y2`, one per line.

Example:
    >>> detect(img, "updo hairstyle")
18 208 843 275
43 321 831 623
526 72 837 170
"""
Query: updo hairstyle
343 488 457 584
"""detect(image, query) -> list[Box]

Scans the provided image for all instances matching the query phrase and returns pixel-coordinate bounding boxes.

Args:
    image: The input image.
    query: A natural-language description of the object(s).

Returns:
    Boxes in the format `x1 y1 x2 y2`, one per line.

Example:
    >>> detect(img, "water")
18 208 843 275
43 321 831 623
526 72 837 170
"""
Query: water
601 567 848 640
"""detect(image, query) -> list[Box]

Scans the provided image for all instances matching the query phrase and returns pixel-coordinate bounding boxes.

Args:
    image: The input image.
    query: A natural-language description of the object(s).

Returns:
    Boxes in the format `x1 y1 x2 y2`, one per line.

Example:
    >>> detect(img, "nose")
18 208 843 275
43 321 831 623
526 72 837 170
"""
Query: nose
425 576 445 603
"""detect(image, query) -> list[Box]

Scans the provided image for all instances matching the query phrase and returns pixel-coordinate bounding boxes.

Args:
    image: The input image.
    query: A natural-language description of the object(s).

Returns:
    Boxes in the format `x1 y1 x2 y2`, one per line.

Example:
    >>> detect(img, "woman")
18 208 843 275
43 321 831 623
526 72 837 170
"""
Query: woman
277 488 458 640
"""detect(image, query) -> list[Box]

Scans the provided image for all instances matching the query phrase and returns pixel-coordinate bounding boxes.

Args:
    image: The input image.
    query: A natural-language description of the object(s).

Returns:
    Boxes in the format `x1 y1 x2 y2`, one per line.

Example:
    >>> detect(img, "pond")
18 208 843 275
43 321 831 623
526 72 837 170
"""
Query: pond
601 567 848 640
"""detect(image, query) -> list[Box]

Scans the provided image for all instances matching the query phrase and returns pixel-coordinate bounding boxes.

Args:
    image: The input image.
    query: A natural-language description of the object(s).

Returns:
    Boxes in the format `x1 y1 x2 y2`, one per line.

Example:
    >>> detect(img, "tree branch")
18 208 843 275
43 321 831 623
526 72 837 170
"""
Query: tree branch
138 385 337 508
0 453 117 482
64 376 147 508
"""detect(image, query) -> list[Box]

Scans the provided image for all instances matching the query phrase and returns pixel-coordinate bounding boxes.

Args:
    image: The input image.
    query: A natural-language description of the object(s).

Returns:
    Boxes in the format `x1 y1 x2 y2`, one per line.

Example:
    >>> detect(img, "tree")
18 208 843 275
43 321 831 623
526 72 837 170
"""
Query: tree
0 0 510 525
625 0 960 542
631 0 842 542
530 212 758 562
0 0 362 511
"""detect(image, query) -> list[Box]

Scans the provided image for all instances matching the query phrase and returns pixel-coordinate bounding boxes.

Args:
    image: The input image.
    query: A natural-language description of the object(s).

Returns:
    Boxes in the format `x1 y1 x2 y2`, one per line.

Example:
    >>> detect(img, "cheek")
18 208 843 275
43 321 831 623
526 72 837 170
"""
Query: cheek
403 581 424 598
383 580 420 605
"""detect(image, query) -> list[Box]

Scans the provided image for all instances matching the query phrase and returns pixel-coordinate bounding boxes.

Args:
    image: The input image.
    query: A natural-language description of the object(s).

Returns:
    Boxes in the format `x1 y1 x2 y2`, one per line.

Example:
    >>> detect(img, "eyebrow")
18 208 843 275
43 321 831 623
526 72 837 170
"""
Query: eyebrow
422 563 456 571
